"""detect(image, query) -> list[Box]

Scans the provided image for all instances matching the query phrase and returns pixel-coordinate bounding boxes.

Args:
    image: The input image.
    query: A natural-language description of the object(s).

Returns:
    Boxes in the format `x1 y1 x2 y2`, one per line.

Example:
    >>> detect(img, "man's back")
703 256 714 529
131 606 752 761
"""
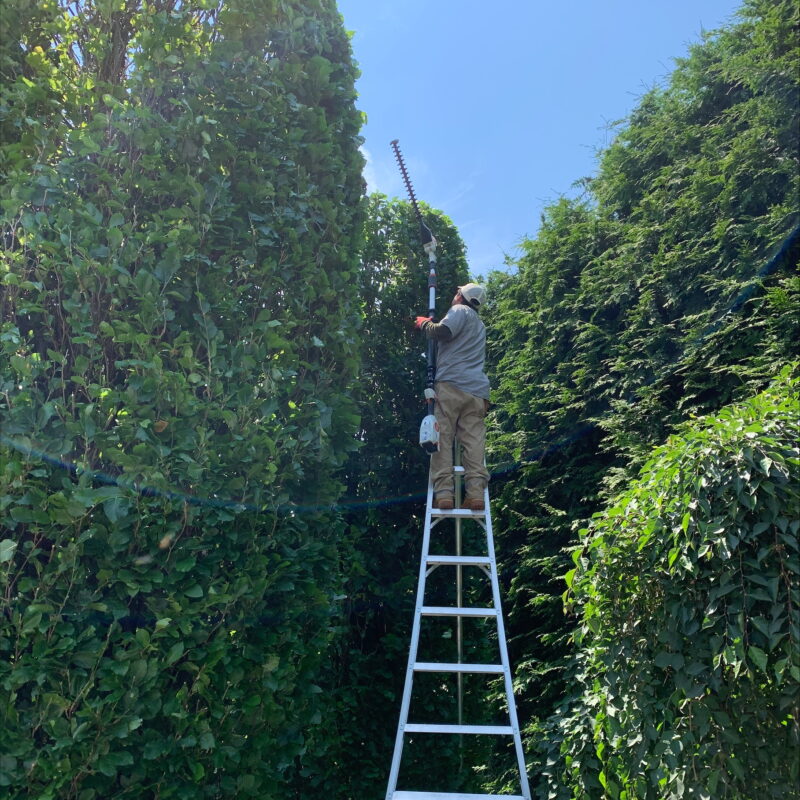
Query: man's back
435 304 490 399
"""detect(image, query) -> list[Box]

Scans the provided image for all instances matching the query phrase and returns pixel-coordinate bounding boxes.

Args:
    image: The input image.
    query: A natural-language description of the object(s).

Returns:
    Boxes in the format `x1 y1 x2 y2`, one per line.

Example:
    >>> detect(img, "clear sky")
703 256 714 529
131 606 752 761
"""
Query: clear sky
336 0 743 277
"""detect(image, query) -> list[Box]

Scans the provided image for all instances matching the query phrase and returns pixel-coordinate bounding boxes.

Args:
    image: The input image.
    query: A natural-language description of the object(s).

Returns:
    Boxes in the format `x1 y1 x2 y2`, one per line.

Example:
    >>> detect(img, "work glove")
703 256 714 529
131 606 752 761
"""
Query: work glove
414 315 432 330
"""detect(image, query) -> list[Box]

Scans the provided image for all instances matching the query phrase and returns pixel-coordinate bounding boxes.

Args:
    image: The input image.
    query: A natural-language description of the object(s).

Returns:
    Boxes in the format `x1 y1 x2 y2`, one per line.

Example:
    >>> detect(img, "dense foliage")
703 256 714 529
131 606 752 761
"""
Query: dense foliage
0 1 363 797
1 0 798 798
550 368 799 798
483 3 799 793
307 194 488 797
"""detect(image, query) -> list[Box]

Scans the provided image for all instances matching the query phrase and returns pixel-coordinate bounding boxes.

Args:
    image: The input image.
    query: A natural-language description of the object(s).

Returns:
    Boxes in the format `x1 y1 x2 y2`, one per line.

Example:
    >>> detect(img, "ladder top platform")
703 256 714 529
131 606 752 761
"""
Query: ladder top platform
393 793 525 799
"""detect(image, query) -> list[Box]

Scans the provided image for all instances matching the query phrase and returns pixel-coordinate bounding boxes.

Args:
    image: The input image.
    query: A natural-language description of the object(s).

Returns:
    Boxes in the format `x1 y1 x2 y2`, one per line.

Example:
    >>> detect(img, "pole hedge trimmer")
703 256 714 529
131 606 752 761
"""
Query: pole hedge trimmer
390 138 439 453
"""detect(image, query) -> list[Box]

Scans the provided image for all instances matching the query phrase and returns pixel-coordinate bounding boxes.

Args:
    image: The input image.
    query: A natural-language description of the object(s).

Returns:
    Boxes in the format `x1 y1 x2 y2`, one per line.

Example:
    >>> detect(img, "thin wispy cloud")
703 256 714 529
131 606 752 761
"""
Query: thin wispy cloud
439 178 477 213
361 144 429 201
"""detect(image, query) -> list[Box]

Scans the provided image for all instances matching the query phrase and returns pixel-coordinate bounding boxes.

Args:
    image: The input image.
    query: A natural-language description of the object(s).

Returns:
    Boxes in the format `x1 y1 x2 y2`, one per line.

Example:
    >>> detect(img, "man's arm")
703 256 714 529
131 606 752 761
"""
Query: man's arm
421 320 453 342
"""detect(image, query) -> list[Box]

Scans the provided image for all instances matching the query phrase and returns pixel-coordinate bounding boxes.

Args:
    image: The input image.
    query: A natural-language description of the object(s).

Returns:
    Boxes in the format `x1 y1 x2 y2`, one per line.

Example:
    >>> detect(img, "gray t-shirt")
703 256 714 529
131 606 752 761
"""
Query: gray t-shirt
435 304 490 399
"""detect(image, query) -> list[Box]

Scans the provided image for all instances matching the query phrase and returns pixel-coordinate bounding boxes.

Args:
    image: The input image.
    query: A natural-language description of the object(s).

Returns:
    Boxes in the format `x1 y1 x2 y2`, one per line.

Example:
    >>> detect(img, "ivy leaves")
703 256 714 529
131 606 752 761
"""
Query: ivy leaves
555 369 800 798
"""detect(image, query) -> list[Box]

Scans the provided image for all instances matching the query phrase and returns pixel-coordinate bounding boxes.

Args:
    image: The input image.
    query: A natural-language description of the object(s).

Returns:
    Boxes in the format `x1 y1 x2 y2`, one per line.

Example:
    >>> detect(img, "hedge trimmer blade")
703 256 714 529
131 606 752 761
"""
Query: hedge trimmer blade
390 139 422 222
390 138 434 246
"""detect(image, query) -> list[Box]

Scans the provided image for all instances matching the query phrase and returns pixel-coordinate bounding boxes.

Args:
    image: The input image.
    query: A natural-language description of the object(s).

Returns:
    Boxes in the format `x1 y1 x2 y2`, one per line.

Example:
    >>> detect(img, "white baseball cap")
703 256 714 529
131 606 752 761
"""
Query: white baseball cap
458 283 487 308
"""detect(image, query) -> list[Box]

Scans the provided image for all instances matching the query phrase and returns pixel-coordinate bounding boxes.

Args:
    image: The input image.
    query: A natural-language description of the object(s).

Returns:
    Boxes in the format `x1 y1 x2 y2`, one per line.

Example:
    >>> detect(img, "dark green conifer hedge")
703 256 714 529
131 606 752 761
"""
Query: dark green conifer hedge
484 1 799 782
308 194 477 797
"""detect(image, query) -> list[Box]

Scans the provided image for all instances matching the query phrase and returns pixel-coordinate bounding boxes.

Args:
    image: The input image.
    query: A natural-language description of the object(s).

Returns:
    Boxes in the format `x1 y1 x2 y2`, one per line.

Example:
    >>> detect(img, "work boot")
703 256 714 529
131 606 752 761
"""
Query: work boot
462 496 485 511
433 496 454 510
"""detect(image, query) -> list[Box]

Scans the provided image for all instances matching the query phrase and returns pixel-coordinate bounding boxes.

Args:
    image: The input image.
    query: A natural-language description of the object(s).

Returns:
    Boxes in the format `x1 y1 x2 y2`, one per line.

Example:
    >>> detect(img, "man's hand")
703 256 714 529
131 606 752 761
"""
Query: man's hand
414 315 432 329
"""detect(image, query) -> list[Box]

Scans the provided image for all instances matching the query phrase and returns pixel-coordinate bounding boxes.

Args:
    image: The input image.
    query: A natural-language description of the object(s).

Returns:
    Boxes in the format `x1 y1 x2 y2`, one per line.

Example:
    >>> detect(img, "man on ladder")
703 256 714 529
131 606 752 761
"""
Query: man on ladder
415 282 490 512
390 138 529 800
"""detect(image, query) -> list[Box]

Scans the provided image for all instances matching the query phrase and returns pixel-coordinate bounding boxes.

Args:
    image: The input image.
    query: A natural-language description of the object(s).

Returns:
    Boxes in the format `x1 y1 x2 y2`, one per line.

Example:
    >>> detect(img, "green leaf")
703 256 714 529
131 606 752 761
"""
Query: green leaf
748 645 768 673
166 642 184 665
0 539 17 563
103 497 130 524
199 731 215 750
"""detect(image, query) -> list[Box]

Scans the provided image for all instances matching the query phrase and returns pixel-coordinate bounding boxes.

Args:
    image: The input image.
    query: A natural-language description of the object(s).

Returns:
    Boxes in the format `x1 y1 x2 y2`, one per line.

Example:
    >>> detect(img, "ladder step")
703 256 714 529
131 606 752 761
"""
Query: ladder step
404 723 514 735
414 662 504 674
393 793 525 799
426 555 491 567
432 508 486 518
421 606 496 617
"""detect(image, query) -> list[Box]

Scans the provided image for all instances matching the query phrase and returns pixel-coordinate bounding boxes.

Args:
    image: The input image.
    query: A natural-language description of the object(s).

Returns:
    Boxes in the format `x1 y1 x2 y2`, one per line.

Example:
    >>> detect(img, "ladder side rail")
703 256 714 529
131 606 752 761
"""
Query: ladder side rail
385 476 437 800
455 446 464 740
483 487 532 799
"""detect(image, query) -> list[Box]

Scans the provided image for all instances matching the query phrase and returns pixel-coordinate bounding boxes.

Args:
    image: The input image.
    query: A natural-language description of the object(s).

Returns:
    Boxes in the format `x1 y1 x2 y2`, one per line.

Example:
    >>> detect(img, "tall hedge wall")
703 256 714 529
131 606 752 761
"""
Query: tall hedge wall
0 1 364 797
307 195 476 798
483 4 799 788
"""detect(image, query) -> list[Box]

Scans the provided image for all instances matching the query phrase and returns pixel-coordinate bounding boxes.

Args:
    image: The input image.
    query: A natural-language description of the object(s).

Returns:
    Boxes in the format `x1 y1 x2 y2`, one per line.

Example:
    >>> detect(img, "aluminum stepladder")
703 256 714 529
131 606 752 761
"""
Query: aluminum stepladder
385 464 531 800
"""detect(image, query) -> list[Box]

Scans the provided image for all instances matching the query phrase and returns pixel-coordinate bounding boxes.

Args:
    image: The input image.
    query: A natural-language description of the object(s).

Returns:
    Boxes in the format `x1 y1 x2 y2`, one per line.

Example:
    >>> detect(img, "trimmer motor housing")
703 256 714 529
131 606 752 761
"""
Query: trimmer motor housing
419 413 439 453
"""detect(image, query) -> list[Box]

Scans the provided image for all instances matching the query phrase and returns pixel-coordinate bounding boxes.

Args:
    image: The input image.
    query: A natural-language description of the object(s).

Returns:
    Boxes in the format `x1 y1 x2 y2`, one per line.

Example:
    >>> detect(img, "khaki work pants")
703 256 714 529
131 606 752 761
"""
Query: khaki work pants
430 381 490 501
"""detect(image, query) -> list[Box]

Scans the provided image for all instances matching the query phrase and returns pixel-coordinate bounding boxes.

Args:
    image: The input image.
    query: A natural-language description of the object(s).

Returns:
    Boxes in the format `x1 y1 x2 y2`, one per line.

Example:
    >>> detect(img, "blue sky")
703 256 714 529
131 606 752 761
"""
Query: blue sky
336 0 743 277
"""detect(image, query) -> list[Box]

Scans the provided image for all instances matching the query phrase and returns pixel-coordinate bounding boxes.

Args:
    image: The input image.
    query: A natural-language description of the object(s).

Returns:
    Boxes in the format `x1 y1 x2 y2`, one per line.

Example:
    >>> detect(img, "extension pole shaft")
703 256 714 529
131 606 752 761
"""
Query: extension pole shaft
426 264 436 416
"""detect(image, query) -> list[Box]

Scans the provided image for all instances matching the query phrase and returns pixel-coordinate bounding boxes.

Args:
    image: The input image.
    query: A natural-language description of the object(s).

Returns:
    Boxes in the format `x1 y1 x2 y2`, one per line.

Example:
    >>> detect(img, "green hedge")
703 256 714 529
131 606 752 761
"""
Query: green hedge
307 194 479 798
550 367 799 799
0 2 364 797
483 4 799 781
